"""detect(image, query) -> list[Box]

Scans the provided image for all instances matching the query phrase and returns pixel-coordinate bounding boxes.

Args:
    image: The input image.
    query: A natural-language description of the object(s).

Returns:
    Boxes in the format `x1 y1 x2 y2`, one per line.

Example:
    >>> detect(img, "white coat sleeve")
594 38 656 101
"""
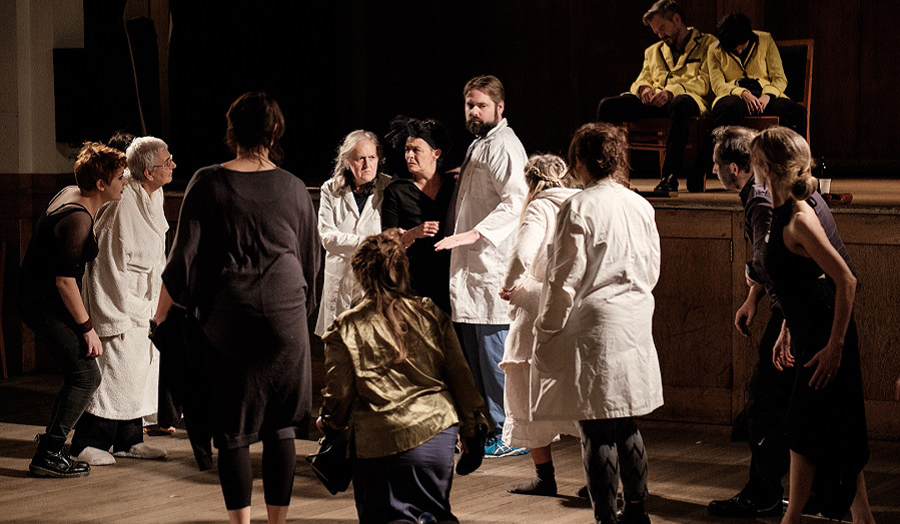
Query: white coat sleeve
318 183 365 257
502 201 546 290
472 148 527 247
534 204 587 343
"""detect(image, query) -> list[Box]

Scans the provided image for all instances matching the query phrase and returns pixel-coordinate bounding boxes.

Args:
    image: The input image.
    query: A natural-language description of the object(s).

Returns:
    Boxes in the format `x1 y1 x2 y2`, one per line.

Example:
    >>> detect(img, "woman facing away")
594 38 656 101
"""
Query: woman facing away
315 130 392 337
498 154 580 496
155 91 321 524
17 142 127 478
319 229 487 524
532 123 663 524
751 126 874 524
381 116 454 314
70 136 174 466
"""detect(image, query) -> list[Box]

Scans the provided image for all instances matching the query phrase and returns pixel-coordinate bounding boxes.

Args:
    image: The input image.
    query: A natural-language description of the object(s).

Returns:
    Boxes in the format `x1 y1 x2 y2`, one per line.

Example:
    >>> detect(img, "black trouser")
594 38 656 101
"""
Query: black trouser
712 95 807 137
738 308 794 504
579 418 649 524
70 412 143 456
597 93 701 179
218 438 297 510
19 295 101 442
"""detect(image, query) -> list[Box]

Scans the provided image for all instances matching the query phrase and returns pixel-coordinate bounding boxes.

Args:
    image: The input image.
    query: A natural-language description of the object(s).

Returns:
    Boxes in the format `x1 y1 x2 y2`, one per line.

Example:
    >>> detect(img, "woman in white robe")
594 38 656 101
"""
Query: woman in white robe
499 154 579 496
532 124 663 524
71 136 173 465
315 130 391 336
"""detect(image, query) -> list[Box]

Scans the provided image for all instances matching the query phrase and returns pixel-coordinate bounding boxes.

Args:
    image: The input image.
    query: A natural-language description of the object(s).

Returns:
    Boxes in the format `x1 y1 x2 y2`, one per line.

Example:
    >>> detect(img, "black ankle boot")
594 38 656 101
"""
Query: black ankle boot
29 434 91 478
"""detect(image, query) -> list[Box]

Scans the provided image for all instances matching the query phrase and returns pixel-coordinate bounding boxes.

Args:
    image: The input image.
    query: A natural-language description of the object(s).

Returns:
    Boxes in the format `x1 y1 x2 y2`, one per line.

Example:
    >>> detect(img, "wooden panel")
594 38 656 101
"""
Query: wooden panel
848 244 900 404
653 236 733 391
655 208 734 239
650 385 735 424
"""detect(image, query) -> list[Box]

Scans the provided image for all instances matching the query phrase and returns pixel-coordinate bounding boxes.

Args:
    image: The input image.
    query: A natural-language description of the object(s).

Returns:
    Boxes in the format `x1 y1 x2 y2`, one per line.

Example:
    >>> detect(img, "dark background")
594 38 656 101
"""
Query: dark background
57 0 899 187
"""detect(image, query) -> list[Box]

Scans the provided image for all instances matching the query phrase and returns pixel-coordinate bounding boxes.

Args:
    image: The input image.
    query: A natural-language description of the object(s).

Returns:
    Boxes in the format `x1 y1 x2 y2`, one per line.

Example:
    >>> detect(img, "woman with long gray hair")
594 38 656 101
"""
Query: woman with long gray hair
315 130 391 336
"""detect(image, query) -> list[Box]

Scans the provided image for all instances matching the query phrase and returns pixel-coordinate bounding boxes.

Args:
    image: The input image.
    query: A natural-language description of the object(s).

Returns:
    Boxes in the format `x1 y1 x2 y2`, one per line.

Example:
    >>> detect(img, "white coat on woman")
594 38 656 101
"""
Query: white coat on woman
500 187 580 448
315 173 391 336
82 176 167 419
531 179 664 422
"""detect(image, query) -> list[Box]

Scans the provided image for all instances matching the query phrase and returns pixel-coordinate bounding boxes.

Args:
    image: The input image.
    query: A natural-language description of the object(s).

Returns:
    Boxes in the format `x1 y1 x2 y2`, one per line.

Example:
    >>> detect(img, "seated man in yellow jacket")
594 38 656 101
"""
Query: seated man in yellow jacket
597 0 716 193
707 13 806 138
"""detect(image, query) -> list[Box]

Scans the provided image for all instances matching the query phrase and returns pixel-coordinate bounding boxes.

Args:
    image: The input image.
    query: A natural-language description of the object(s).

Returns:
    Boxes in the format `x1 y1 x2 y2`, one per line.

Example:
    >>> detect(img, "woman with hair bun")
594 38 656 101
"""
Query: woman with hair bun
751 126 874 524
155 91 320 524
498 154 580 496
381 116 454 313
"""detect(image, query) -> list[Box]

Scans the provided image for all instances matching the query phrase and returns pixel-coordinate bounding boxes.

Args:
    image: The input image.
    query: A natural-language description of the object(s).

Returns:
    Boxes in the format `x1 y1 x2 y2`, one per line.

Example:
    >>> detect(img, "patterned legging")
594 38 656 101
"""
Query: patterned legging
580 418 649 524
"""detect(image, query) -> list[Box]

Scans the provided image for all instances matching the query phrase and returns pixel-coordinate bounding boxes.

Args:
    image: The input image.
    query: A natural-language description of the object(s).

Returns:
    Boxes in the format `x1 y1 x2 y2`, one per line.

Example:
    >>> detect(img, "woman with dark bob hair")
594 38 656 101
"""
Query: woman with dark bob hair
531 123 663 524
751 126 873 524
155 91 320 524
18 142 127 478
319 229 487 524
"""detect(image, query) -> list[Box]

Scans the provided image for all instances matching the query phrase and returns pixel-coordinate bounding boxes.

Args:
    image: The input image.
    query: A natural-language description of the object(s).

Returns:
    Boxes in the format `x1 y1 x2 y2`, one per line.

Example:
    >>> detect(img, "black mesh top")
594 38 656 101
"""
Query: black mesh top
18 191 99 304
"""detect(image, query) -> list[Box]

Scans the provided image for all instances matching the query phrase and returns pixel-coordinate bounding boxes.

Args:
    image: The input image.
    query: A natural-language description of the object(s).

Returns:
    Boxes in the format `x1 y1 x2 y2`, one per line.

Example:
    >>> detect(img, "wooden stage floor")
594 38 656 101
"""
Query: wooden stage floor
1 376 899 523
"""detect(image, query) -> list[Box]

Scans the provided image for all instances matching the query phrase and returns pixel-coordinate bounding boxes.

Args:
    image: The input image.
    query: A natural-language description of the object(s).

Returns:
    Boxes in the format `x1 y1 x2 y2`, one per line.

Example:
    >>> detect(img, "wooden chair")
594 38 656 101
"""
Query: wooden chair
743 39 814 144
626 39 814 176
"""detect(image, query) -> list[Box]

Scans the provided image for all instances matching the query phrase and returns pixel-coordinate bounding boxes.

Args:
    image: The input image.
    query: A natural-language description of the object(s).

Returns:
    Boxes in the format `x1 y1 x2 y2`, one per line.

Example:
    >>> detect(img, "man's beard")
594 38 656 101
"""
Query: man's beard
466 108 500 136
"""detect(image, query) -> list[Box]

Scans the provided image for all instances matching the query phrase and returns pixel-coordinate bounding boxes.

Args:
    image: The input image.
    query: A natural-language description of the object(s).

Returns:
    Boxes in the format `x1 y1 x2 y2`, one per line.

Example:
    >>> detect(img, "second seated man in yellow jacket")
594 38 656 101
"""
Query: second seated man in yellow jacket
707 13 807 139
597 0 716 193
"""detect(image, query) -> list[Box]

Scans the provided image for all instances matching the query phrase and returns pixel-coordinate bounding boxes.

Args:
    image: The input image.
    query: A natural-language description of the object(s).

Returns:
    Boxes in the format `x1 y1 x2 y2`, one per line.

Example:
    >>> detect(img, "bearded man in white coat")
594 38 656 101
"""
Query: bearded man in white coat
70 136 173 465
533 123 663 524
436 75 529 458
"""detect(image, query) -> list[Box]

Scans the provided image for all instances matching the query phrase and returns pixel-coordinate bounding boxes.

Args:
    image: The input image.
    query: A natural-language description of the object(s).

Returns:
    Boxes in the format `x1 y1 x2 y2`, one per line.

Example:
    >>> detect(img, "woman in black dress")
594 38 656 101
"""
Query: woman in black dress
155 92 320 524
18 142 127 477
382 117 454 313
752 127 874 524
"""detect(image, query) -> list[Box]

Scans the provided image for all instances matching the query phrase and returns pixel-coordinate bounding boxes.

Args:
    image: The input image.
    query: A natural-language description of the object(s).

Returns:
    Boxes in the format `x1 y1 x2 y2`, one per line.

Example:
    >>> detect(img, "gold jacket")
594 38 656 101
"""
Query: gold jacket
629 27 718 113
321 296 486 458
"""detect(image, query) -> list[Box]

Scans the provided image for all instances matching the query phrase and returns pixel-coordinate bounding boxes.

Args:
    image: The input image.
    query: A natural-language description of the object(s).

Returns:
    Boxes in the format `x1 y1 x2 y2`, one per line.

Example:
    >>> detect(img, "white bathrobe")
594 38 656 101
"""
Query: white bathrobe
82 178 167 420
499 187 580 448
532 179 664 422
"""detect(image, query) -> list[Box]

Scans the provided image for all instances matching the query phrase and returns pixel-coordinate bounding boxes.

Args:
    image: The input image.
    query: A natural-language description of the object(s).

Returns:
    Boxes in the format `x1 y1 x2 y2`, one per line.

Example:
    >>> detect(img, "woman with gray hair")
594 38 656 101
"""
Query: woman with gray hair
315 130 391 336
70 135 174 465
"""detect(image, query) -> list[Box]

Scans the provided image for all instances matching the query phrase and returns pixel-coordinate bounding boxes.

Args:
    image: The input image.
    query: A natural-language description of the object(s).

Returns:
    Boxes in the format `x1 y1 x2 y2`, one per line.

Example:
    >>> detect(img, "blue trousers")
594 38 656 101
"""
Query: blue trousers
454 323 507 434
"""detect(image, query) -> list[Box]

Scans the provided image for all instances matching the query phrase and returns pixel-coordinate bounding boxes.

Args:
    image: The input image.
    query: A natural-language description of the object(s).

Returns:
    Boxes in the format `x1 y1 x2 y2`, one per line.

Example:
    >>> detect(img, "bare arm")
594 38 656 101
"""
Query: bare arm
785 204 857 389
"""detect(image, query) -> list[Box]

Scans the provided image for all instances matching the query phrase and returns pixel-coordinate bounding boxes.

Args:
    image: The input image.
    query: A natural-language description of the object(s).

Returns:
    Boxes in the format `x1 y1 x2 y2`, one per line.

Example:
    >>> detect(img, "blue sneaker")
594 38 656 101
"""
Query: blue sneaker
483 437 529 458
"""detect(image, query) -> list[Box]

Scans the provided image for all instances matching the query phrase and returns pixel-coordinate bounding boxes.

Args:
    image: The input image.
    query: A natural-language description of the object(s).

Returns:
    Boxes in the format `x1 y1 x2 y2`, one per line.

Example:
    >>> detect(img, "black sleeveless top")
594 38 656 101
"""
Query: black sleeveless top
17 189 99 307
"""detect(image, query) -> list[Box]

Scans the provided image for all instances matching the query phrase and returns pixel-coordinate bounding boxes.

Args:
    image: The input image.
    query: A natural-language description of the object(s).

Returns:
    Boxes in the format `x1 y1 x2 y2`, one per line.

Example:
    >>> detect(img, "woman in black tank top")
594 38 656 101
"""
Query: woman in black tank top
17 142 126 478
751 127 874 524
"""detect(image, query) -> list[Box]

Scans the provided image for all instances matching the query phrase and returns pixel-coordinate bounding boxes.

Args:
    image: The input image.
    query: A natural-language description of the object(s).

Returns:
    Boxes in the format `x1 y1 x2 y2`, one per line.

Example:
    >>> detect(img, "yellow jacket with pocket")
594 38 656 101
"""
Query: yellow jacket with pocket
629 27 718 113
708 30 788 109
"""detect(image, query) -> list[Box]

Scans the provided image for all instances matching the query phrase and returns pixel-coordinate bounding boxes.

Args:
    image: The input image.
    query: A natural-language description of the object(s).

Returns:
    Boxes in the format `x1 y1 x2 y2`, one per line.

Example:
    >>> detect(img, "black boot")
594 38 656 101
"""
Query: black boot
29 434 91 478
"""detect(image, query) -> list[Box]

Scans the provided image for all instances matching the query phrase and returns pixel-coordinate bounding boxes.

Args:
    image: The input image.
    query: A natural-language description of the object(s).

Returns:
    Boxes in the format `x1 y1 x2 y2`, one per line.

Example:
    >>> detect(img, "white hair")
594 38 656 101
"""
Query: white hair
331 130 381 193
125 136 168 180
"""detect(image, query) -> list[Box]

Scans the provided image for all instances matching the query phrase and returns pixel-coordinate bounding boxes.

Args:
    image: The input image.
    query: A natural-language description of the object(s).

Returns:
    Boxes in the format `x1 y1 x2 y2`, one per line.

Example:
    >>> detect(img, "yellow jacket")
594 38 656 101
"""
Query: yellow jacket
629 27 718 113
708 31 788 108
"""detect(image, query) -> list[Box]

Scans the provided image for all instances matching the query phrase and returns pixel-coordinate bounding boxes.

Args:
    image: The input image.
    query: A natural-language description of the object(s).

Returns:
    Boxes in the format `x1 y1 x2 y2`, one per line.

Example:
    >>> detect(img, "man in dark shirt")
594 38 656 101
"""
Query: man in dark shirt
707 126 856 518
